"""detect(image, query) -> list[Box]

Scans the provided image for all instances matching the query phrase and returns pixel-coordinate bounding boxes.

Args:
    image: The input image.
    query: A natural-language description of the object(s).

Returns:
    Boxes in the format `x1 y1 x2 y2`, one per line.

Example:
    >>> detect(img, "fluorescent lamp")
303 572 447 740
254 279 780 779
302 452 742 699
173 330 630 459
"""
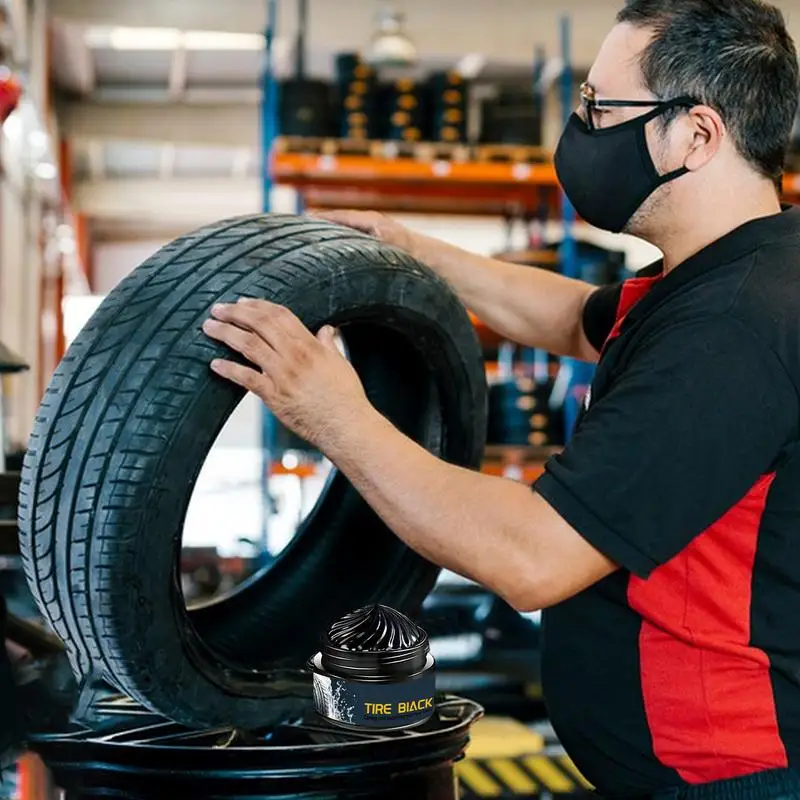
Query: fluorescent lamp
34 161 56 180
110 27 181 50
1 109 21 142
84 26 180 50
85 26 269 52
58 237 76 255
28 129 48 149
183 31 264 50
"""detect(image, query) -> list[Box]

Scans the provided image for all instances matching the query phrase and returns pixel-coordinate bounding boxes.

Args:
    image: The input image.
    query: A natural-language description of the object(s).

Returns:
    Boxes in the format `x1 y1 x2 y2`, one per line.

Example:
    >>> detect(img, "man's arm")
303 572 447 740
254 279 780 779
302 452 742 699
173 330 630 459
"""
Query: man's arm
312 210 602 361
322 408 617 611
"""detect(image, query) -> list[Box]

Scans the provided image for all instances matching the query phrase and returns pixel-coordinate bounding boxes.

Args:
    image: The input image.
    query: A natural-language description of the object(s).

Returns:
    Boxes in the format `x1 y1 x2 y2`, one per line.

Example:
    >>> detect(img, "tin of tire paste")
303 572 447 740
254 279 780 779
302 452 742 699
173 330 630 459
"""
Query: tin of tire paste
309 604 436 731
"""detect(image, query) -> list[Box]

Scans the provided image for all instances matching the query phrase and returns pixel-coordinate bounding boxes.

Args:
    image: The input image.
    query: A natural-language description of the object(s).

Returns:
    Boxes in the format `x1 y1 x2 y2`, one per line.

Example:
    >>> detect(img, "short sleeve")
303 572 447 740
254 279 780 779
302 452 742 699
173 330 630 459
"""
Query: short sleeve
582 284 622 353
534 316 799 579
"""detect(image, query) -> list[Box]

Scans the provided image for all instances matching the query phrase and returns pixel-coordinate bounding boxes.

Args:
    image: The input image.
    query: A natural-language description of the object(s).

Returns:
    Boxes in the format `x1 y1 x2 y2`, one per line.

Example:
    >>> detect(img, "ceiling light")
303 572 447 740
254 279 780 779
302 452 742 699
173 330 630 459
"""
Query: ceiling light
363 8 417 67
85 26 182 50
34 161 56 180
183 31 264 51
1 108 21 142
456 54 486 80
28 129 47 149
85 26 269 52
110 27 181 50
58 236 76 255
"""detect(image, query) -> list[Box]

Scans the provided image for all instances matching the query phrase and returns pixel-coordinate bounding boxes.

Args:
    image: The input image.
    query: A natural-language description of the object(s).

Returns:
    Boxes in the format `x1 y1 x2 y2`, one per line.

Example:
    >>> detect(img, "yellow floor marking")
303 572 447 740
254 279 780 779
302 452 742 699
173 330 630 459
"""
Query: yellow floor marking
457 759 504 796
487 757 539 793
466 716 545 759
523 755 575 792
558 754 594 789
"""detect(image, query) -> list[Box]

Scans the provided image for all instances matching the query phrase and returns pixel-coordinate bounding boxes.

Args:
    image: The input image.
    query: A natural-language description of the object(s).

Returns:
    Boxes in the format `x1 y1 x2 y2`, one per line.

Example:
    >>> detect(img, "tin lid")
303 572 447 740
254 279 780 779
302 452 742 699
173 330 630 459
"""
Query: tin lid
320 605 430 681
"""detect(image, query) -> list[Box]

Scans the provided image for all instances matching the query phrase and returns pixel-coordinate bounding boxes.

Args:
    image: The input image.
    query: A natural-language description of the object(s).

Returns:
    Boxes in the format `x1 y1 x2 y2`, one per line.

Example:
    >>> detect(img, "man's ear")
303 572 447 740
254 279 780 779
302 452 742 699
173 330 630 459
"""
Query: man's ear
683 105 725 171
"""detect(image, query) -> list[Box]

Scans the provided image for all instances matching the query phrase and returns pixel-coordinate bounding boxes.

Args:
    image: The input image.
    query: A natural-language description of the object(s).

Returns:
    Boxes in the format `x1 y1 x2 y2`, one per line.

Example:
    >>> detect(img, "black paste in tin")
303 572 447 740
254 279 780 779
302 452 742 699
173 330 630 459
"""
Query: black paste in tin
309 604 436 730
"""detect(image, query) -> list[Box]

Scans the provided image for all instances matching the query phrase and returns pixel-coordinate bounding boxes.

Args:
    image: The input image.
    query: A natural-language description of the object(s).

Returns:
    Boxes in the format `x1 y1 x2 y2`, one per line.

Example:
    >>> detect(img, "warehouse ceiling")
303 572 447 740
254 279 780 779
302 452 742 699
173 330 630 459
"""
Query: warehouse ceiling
48 0 800 240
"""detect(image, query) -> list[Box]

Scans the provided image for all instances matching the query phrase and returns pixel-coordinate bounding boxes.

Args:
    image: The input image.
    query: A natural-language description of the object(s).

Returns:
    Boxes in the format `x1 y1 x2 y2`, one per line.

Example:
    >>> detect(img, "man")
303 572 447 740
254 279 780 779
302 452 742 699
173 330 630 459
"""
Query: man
202 1 800 797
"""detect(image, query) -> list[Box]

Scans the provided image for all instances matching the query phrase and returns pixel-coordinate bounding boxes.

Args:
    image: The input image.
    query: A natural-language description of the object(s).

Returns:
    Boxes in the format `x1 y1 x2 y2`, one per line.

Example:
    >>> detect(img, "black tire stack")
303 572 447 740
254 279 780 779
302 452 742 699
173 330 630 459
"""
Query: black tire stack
278 80 334 137
384 78 425 143
480 85 543 146
335 53 378 140
487 366 564 448
488 378 543 447
428 71 469 143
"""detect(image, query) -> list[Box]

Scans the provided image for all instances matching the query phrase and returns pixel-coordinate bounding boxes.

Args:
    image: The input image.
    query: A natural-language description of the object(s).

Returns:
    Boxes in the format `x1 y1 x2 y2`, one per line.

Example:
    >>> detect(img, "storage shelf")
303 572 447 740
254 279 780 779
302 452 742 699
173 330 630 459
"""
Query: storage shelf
273 146 560 216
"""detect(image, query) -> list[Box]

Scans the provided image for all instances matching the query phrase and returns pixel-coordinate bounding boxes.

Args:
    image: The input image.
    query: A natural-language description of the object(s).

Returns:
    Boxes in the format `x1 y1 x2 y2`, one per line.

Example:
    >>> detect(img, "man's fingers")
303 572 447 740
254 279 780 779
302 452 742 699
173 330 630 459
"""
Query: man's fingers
202 318 277 368
211 299 273 330
211 300 312 350
210 359 272 396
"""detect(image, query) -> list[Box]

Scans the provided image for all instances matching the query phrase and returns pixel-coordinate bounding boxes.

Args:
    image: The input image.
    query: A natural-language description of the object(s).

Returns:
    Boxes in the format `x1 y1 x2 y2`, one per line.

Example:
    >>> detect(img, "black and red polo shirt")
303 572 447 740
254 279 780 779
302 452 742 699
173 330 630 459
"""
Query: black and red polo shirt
534 206 800 798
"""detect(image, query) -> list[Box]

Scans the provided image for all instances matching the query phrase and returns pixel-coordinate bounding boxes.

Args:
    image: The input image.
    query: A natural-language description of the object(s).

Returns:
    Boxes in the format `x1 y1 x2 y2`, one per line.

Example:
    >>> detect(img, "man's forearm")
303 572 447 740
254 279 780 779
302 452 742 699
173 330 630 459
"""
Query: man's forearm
320 404 616 612
321 405 540 608
408 232 598 360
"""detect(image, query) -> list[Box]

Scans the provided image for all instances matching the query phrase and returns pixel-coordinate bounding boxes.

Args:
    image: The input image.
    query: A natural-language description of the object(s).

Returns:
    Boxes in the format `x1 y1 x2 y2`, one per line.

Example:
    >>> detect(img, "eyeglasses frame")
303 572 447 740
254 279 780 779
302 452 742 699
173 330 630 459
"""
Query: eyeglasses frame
579 81 698 131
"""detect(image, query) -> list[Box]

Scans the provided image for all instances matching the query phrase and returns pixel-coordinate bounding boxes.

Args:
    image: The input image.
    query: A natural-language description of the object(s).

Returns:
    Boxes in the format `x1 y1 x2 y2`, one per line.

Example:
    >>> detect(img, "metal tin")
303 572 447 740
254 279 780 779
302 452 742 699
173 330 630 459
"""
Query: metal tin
310 605 437 731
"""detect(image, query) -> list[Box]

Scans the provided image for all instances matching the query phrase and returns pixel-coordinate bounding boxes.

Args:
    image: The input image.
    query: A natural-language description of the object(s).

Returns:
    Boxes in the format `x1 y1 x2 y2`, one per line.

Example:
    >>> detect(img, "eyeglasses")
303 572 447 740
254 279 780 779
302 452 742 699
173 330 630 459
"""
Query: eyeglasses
580 81 697 131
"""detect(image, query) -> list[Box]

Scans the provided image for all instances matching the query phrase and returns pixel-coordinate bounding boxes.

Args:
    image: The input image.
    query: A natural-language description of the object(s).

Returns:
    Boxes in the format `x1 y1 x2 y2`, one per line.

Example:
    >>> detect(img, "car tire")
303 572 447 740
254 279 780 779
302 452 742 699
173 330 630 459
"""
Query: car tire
18 214 487 729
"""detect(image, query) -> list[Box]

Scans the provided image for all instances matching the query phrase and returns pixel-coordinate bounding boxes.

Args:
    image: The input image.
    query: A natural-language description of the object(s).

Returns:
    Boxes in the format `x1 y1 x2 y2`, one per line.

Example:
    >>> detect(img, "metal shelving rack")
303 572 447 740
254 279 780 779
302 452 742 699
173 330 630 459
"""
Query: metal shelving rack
255 8 585 542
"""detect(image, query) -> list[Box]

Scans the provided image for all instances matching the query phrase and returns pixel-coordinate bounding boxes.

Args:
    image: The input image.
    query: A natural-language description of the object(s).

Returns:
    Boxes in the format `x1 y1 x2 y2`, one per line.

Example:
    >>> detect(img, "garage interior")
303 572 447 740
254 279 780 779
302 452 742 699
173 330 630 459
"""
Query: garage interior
3 1 800 799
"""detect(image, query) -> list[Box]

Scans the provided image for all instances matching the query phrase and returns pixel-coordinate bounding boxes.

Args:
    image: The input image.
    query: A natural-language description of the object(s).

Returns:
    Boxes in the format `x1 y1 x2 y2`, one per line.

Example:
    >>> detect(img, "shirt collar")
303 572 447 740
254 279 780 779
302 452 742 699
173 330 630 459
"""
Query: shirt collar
622 205 800 330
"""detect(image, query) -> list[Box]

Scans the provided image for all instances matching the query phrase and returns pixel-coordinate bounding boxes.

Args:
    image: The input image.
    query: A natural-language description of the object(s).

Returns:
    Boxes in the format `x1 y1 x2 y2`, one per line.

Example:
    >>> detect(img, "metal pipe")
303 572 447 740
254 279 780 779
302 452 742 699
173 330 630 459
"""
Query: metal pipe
259 0 279 557
558 14 577 279
555 14 589 443
296 0 308 78
261 0 279 204
0 383 6 473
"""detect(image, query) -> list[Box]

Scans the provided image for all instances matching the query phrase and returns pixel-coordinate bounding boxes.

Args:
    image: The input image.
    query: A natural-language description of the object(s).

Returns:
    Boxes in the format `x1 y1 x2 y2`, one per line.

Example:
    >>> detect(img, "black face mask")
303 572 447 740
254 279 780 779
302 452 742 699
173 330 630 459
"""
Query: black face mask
554 102 691 233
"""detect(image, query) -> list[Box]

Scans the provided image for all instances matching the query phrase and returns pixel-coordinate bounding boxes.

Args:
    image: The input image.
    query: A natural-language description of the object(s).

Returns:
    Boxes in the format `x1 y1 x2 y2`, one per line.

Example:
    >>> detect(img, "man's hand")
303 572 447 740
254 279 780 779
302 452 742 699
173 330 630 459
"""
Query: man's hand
203 298 372 450
309 210 416 254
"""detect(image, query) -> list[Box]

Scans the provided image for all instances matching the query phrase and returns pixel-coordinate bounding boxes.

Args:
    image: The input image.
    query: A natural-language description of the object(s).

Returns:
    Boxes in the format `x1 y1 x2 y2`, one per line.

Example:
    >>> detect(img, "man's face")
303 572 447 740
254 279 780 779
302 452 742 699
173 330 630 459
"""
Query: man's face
582 23 680 236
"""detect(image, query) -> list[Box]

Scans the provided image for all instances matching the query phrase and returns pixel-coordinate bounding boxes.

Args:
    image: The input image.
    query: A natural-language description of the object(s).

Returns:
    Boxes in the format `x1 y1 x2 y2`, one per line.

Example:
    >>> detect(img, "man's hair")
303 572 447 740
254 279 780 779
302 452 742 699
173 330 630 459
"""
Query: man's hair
617 0 799 186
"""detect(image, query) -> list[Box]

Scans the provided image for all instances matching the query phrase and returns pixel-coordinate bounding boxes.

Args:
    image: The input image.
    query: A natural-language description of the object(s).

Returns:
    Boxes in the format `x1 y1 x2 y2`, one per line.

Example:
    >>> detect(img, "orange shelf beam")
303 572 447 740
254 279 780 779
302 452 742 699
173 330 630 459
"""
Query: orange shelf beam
269 462 319 479
273 152 560 215
274 152 559 186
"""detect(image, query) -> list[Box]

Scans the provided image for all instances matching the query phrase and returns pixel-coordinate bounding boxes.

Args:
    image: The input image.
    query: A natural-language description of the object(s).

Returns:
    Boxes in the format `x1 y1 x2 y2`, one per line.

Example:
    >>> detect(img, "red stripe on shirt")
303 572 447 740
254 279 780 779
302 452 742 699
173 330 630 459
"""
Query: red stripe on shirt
603 276 662 354
627 473 786 783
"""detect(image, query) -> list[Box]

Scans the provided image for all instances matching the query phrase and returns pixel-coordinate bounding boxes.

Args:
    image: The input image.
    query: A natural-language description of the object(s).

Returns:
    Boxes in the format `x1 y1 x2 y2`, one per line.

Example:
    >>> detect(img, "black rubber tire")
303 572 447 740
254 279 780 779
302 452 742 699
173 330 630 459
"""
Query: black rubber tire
18 214 487 729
